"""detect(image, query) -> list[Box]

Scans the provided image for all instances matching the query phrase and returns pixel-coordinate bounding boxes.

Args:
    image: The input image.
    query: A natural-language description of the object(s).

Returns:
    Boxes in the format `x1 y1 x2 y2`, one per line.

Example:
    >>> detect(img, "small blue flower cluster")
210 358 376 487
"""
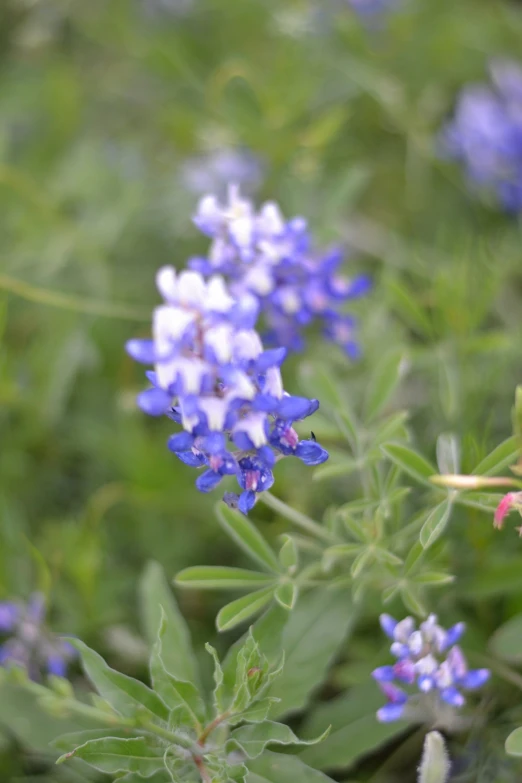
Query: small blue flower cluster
373 614 490 722
443 60 522 212
0 594 74 681
346 0 400 17
126 266 328 514
190 186 370 355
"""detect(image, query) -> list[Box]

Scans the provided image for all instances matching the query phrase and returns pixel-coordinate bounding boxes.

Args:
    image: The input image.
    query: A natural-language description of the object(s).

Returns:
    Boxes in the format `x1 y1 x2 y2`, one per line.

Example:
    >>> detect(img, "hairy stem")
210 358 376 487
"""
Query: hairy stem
198 711 231 746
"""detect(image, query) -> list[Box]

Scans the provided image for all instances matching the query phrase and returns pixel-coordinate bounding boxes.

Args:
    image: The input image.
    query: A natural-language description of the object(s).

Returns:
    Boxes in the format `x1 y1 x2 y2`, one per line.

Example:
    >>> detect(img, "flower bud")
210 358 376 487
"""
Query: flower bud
418 731 450 783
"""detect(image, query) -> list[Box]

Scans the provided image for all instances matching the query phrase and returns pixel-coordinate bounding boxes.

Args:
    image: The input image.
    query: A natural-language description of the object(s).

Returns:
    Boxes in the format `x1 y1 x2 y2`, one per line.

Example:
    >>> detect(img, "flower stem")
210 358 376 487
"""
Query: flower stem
260 492 337 543
198 711 231 746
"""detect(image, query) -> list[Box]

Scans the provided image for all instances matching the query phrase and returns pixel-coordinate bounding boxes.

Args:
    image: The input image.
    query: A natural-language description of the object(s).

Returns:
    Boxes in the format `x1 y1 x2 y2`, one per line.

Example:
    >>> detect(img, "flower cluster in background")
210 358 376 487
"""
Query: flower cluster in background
373 614 490 722
126 266 328 513
191 185 371 355
0 594 74 681
181 148 264 198
443 60 522 212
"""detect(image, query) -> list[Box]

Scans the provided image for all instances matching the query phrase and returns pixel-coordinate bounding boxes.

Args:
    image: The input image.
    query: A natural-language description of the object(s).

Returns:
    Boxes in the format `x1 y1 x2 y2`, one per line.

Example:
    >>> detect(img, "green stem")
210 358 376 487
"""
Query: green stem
260 492 338 543
198 711 231 746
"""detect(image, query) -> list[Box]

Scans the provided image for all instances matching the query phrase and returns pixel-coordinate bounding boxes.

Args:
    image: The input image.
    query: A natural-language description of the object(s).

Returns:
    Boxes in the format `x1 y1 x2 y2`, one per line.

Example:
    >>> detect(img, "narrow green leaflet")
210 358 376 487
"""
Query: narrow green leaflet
364 347 406 422
420 500 453 550
217 587 277 632
216 504 281 573
472 435 521 477
381 443 437 487
139 561 198 685
490 613 522 664
230 720 329 759
278 536 298 572
505 727 522 756
300 683 407 770
266 590 356 718
117 774 171 783
56 737 164 775
436 433 460 475
230 697 281 725
313 458 359 483
274 582 297 610
70 639 169 722
176 566 276 590
246 750 336 783
205 644 225 712
52 728 142 752
150 611 206 728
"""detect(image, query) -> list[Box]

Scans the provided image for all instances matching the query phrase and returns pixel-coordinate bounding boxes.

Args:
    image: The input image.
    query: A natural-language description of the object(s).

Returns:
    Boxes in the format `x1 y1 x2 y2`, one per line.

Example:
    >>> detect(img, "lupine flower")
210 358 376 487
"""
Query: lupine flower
443 60 522 212
0 594 75 681
373 614 490 722
181 148 264 198
126 266 328 513
190 185 370 355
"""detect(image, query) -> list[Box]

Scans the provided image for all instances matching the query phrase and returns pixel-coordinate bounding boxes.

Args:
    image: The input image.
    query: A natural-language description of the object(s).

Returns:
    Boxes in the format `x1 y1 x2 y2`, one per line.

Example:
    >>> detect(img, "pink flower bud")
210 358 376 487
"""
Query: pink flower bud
494 493 516 530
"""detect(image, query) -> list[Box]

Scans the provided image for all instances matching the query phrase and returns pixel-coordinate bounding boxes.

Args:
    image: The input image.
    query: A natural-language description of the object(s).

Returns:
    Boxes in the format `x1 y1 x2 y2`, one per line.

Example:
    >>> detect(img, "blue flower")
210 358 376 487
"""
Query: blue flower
0 594 75 681
443 60 522 213
373 613 490 722
126 266 329 512
189 185 370 356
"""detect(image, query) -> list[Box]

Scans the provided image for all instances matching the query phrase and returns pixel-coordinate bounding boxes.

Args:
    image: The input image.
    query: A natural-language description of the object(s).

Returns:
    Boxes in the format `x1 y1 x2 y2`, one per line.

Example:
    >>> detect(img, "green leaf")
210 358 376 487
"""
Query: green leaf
231 697 281 725
216 504 281 573
506 726 522 756
139 561 198 685
56 737 164 775
278 536 298 572
350 548 373 579
176 566 276 590
490 613 522 663
372 547 403 566
364 347 406 421
313 458 359 483
205 643 225 712
70 639 169 722
412 572 454 586
419 500 453 550
404 541 425 574
230 720 328 760
52 728 141 752
299 683 407 770
369 410 409 449
217 587 276 632
118 773 170 783
150 610 206 729
274 582 298 610
246 750 336 783
267 590 356 718
400 585 426 616
381 443 436 487
436 433 460 475
472 435 521 477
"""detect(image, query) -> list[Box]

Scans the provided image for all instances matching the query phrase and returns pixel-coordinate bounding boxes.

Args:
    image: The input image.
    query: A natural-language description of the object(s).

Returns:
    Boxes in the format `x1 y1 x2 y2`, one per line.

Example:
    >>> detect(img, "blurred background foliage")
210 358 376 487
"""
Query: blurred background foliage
2 0 522 779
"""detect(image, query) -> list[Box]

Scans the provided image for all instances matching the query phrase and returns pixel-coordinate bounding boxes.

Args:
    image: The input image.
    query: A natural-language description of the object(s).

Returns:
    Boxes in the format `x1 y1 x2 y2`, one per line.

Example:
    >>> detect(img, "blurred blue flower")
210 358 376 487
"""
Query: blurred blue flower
126 267 328 512
373 614 490 722
182 148 264 197
346 0 400 16
190 185 370 355
443 60 522 212
0 594 75 681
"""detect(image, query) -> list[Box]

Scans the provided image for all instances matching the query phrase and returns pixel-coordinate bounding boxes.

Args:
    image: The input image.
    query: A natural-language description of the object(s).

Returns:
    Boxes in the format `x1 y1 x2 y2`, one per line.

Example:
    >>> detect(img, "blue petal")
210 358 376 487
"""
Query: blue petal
371 666 395 682
252 394 279 413
277 396 319 420
295 440 329 465
145 371 158 386
256 348 287 372
175 451 206 467
137 388 171 416
379 614 397 639
195 470 223 493
233 430 254 451
462 669 490 689
223 492 240 510
257 445 276 468
347 275 372 298
125 339 156 364
0 602 18 632
440 687 465 707
441 622 466 650
200 432 226 455
238 490 256 514
167 432 195 452
377 703 405 722
47 654 67 678
418 675 434 693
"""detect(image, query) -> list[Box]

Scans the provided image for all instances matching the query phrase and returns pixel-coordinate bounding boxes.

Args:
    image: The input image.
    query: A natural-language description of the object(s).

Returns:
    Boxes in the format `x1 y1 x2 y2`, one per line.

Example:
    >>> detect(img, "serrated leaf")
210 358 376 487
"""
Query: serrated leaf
490 613 522 664
70 639 169 722
472 436 521 477
506 726 522 756
176 567 275 590
274 582 297 610
267 590 356 718
381 443 436 487
216 504 281 573
436 433 460 475
139 561 197 685
278 536 298 572
230 720 329 760
246 751 336 783
57 737 164 775
364 348 406 421
217 587 276 632
420 500 453 550
150 610 206 729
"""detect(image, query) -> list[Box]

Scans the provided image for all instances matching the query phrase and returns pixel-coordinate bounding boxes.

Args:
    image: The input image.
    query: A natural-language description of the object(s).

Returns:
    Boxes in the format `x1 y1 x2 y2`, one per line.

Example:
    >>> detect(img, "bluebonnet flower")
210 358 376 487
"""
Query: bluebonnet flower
373 614 490 723
190 185 370 356
443 60 522 212
126 266 328 513
181 148 264 198
0 594 75 681
345 0 400 16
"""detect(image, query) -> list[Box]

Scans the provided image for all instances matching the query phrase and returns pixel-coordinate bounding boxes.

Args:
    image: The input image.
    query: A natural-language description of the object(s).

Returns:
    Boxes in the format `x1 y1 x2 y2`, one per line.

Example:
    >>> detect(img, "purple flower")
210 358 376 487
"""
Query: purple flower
373 613 490 722
126 265 328 512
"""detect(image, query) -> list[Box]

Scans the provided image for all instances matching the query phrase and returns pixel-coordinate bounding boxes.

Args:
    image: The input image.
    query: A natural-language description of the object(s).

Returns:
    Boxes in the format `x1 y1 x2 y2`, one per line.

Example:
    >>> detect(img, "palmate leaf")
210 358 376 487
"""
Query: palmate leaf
70 639 169 722
150 609 206 729
229 720 329 760
246 750 336 783
56 737 165 775
140 561 199 686
216 504 281 574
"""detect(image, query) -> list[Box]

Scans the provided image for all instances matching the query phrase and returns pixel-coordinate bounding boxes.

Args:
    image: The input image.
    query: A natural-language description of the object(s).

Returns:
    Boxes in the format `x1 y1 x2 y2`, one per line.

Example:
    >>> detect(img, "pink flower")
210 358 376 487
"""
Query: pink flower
494 493 516 530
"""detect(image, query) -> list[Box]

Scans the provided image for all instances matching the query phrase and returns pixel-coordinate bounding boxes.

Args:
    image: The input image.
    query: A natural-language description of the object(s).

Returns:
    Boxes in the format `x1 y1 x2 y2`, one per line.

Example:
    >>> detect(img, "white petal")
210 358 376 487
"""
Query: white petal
156 266 178 302
225 369 256 400
243 264 274 296
177 357 209 394
177 271 206 308
153 305 195 349
204 324 234 363
206 276 235 312
233 329 263 361
264 366 283 399
257 201 285 236
233 413 268 448
198 397 229 431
